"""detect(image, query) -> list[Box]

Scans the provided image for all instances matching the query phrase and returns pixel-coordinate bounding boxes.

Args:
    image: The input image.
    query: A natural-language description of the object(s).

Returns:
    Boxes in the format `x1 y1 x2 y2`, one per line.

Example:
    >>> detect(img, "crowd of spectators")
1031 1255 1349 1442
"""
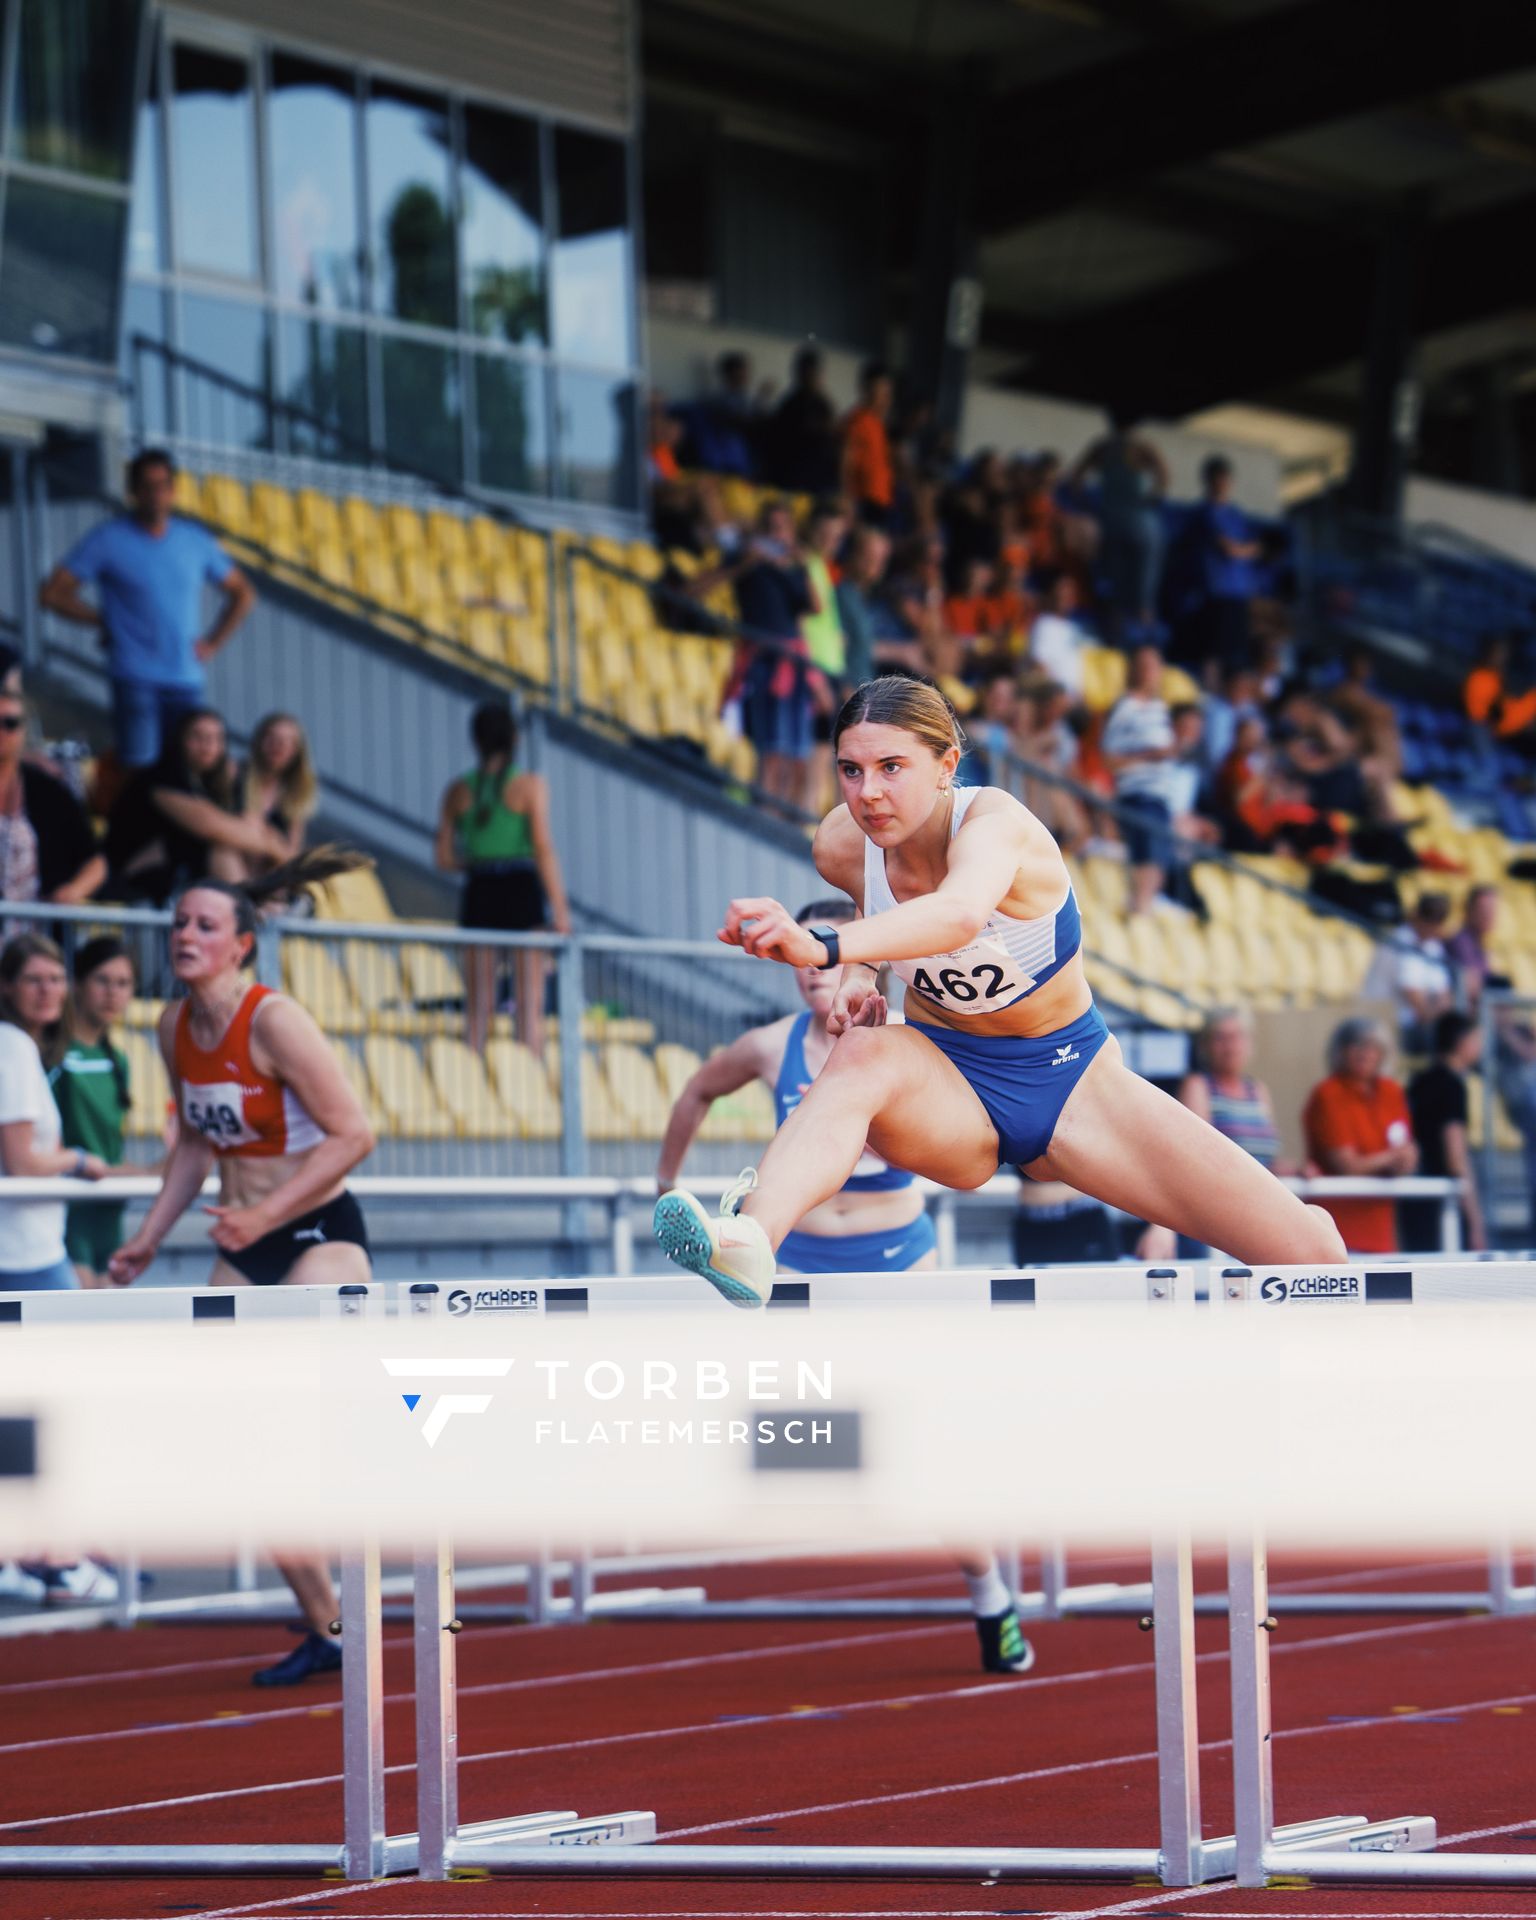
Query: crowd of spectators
647 346 1475 923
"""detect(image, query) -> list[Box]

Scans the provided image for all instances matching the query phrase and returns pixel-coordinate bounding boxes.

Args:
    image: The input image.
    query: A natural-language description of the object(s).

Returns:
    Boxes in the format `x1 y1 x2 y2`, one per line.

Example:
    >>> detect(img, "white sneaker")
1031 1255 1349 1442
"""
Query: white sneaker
42 1558 120 1606
653 1170 775 1309
0 1561 46 1606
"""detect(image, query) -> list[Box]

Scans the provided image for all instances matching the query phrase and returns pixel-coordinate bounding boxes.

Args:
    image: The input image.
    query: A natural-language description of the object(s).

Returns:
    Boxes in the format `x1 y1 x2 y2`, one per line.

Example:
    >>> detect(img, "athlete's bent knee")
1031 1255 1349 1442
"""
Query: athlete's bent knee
1301 1201 1347 1262
823 1023 905 1087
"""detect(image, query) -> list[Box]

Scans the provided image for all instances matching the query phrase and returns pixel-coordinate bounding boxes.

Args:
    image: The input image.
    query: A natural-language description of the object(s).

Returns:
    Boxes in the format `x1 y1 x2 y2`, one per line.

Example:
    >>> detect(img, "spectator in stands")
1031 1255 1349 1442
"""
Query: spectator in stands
1014 682 1089 854
1025 570 1090 701
0 933 110 1290
885 533 953 674
942 464 1002 591
731 500 819 808
762 347 840 495
1464 633 1536 744
0 687 105 935
799 500 850 808
1139 1007 1298 1259
1016 452 1066 575
1328 647 1403 780
1446 884 1507 1006
1181 1009 1295 1172
1101 643 1179 916
0 640 19 694
240 713 317 873
1404 1011 1486 1253
841 361 895 528
1362 891 1457 1057
647 390 683 486
834 525 891 687
963 670 1020 786
1191 454 1260 676
1070 421 1168 634
1234 764 1349 864
104 707 285 904
986 548 1033 652
944 558 996 646
1166 704 1219 843
1213 711 1270 836
436 701 569 1055
1303 1017 1416 1254
51 936 139 1287
38 449 256 771
676 351 760 478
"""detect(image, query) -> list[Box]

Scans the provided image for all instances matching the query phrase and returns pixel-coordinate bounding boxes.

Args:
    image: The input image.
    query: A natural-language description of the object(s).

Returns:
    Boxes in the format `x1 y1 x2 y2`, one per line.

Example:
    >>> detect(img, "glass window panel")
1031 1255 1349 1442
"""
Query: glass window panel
461 104 544 347
269 54 361 311
381 335 462 484
555 369 638 510
473 353 548 496
127 37 163 274
121 281 171 437
0 180 123 361
366 81 455 330
552 128 633 367
280 315 370 462
179 293 271 448
8 0 140 181
170 42 258 280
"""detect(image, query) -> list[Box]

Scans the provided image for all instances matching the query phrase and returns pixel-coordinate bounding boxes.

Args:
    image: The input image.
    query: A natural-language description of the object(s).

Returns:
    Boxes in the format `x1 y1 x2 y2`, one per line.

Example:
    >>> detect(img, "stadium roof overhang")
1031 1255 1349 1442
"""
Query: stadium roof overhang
642 0 1536 450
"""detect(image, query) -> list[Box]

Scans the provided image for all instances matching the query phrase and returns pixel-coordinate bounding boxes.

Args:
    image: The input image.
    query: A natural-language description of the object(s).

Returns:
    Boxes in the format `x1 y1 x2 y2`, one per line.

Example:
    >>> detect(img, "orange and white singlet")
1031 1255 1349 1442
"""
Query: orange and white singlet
173 983 324 1157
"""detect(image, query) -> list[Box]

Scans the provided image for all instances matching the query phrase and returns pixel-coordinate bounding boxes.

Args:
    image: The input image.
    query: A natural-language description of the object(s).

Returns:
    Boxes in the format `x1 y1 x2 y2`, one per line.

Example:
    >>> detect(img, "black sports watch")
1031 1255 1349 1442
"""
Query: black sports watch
807 924 841 970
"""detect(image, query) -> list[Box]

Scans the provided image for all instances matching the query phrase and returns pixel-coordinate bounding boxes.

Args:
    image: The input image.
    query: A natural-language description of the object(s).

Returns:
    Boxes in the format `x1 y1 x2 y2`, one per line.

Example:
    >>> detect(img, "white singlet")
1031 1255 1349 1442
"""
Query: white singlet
861 786 1082 1017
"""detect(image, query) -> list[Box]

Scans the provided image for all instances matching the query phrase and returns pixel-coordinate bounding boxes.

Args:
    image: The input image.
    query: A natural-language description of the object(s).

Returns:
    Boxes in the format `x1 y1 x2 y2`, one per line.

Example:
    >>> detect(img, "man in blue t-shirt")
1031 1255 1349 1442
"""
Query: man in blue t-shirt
39 449 256 767
1192 454 1262 675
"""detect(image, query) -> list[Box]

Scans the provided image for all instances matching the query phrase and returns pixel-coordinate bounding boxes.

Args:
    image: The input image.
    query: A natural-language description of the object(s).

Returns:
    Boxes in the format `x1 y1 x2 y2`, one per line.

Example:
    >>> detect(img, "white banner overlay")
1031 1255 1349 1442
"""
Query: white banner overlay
0 1295 1534 1553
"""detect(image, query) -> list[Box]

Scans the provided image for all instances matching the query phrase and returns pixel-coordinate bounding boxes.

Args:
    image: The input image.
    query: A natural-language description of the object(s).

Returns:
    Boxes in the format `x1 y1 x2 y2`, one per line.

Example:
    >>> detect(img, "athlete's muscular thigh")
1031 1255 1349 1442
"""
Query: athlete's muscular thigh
857 1026 999 1191
284 1240 371 1287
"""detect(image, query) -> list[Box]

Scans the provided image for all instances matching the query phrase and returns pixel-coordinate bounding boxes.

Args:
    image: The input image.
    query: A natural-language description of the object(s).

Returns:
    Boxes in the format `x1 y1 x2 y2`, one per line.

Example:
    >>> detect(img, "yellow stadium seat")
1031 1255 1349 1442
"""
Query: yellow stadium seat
296 488 343 550
312 864 396 925
121 1030 171 1141
602 1042 670 1139
250 482 301 558
700 1074 775 1143
384 503 426 554
485 1037 562 1139
362 1035 454 1137
173 469 203 515
334 1042 387 1133
653 1042 703 1103
201 473 251 535
283 940 364 1034
580 1052 631 1142
1465 1072 1522 1154
400 940 464 1017
341 496 383 550
340 940 409 1027
125 996 166 1030
428 1035 511 1139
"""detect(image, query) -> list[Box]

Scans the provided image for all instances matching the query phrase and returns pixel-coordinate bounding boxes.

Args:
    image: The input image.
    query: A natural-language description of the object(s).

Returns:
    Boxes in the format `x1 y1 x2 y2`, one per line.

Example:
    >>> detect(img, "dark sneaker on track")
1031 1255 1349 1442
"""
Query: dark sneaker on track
975 1605 1036 1675
252 1628 342 1688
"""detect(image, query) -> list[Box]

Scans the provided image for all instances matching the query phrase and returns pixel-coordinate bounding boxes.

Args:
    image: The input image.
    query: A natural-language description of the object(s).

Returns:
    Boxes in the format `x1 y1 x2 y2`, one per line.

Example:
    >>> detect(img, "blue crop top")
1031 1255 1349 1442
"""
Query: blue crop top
772 1010 914 1194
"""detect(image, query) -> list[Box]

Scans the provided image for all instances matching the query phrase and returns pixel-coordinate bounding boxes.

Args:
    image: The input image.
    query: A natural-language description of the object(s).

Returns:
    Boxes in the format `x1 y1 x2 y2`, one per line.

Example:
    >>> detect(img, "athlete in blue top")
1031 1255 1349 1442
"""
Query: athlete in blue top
656 893 1032 1676
656 898 934 1274
655 672 1346 1305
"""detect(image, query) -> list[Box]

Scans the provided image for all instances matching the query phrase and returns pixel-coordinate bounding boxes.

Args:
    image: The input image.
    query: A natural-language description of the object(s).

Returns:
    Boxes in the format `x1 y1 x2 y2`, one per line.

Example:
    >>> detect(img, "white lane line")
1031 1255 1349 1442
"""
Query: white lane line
664 1685 1536 1838
3 1611 1523 1833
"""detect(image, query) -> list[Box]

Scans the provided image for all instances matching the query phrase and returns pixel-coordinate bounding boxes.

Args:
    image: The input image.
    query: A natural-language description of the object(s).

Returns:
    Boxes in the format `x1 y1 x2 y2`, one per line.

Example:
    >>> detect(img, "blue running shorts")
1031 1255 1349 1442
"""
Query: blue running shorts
913 1004 1111 1166
777 1210 937 1274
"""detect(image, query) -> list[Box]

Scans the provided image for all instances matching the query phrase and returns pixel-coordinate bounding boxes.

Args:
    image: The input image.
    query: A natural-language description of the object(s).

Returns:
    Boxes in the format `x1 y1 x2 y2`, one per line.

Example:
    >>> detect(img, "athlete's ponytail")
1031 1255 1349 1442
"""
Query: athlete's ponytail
832 672 966 760
175 846 375 967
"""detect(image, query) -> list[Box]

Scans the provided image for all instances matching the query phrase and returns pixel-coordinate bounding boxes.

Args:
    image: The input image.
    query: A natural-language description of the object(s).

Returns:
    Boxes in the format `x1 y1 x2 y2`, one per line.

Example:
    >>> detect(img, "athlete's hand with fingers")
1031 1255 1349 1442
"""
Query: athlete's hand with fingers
719 897 821 967
826 971 886 1036
203 1202 271 1253
107 1232 156 1286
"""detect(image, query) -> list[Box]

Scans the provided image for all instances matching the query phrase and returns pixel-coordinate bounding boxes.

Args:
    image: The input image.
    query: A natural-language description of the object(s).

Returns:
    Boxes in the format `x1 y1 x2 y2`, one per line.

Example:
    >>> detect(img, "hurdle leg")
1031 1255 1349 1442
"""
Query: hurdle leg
341 1545 387 1880
1150 1533 1203 1885
1226 1532 1274 1888
414 1536 459 1880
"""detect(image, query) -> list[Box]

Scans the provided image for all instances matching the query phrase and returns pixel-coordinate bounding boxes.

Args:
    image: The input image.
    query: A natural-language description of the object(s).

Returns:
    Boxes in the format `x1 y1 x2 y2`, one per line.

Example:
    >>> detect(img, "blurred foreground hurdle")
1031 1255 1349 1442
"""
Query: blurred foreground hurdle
2 1266 1535 1884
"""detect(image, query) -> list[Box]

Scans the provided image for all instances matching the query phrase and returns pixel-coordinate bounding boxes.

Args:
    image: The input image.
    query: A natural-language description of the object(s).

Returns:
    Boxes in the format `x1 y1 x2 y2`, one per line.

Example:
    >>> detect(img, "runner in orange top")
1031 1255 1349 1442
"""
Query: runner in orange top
110 846 377 1686
842 362 895 524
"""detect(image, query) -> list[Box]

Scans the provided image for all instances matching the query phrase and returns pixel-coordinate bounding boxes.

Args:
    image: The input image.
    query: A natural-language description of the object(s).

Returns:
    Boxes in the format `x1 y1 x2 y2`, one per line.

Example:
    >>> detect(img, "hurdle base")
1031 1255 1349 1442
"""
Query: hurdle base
457 1841 1172 1879
451 1810 657 1869
0 1844 354 1875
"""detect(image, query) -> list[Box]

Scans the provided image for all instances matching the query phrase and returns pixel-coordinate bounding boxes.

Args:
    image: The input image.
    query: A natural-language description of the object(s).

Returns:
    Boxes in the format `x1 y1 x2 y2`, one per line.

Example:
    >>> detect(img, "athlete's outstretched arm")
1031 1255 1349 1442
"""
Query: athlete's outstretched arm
724 812 1030 971
657 1025 778 1190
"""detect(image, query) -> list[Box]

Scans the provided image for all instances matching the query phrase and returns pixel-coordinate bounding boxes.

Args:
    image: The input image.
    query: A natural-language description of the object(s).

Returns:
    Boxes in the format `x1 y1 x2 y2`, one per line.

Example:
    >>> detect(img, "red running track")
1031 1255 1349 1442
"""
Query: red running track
0 1549 1532 1920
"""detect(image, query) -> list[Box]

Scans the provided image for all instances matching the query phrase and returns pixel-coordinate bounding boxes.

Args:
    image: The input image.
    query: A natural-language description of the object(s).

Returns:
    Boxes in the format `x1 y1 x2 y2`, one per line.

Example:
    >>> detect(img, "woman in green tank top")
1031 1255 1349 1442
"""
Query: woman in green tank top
50 936 141 1285
435 702 570 1052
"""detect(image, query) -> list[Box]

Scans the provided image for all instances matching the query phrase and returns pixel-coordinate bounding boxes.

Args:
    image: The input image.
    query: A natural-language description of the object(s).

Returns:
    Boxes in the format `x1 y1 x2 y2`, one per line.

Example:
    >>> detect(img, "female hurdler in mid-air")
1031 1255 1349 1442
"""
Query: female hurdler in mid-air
655 673 1344 1302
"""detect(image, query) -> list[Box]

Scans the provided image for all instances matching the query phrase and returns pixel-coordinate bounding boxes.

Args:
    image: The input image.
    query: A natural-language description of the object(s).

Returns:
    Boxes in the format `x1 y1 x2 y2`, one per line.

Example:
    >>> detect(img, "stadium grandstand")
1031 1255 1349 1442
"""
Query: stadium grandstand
0 0 1533 1281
